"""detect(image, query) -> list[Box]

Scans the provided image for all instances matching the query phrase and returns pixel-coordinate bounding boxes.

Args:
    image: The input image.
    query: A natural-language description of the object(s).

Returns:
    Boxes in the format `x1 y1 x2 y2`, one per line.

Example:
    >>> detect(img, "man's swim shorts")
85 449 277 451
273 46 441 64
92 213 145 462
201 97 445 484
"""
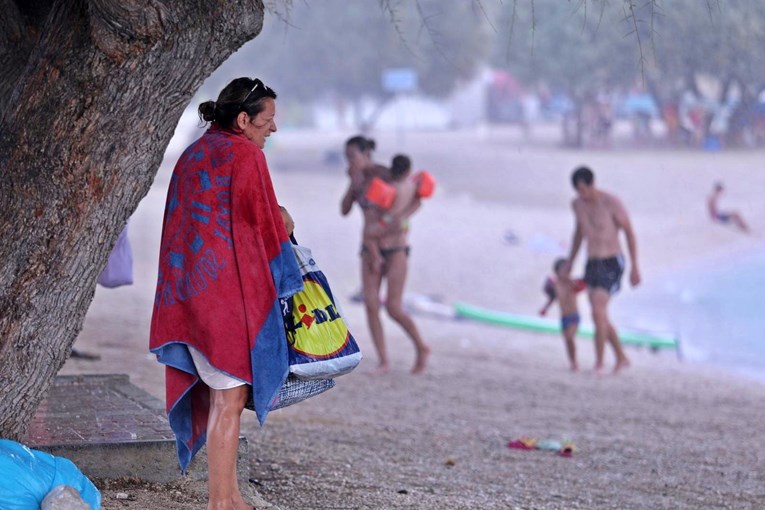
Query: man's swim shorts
584 255 624 295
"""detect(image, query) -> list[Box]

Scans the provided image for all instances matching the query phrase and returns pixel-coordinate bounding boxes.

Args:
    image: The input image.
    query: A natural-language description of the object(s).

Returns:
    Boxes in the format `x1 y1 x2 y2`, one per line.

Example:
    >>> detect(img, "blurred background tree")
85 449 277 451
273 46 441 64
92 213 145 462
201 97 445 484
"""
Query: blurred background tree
203 0 493 128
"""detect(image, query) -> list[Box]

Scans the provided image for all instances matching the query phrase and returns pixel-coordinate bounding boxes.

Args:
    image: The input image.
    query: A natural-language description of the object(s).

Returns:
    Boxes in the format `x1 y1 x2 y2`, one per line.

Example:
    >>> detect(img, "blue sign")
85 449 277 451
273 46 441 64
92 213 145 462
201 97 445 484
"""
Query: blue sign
382 68 418 93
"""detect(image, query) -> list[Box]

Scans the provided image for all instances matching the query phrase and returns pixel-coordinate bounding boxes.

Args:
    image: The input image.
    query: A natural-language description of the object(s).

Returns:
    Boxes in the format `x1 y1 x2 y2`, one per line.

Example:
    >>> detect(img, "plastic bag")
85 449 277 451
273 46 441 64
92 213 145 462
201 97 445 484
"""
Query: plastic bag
0 439 101 510
41 485 90 510
247 374 336 413
97 224 133 288
282 244 362 380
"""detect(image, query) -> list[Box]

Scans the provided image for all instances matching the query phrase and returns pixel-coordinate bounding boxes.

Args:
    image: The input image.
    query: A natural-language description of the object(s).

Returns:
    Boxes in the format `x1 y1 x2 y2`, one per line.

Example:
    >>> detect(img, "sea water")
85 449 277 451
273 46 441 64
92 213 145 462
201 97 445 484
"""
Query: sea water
616 248 765 382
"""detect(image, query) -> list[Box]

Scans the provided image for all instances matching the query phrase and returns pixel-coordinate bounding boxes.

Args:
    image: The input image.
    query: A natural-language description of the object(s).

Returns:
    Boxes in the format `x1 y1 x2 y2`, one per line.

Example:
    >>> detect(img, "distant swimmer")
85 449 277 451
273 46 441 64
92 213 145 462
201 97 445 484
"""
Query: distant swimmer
708 181 750 233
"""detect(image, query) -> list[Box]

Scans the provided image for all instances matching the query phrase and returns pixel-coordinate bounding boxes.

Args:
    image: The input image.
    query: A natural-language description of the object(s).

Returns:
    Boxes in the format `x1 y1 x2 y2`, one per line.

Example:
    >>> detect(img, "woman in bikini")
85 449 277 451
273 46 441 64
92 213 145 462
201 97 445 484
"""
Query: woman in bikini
340 137 430 374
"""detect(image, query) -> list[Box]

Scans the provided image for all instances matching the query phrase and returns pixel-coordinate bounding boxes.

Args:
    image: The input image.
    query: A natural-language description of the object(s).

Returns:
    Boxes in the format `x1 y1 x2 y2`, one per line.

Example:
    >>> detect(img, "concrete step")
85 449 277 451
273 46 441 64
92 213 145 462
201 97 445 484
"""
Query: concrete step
25 374 249 485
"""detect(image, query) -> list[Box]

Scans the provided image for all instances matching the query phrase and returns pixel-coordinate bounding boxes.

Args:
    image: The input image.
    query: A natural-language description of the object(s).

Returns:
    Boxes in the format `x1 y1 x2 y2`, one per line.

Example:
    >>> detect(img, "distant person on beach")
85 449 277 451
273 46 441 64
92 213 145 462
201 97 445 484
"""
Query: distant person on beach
340 137 430 374
539 258 586 372
708 182 750 233
150 78 303 510
564 166 640 375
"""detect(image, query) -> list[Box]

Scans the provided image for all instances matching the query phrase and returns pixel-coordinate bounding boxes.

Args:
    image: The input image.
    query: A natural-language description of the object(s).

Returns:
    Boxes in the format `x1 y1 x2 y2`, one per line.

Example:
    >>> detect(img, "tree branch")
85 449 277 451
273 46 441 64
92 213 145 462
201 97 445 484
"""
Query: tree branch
378 0 417 58
415 1 459 70
624 0 646 83
472 0 497 33
505 0 518 62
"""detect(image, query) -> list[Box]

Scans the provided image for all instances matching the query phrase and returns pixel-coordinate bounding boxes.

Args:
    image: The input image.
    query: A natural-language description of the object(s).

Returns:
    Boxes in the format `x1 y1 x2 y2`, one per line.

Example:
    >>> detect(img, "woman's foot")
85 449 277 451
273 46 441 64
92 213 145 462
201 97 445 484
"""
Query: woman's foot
411 344 431 375
208 495 250 510
233 493 252 510
613 358 630 374
370 363 391 376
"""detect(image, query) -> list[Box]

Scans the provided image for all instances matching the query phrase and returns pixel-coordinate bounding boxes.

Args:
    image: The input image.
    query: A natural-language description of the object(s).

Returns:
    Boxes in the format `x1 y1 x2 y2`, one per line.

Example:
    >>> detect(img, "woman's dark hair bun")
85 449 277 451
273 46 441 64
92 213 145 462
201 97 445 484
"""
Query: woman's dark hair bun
198 101 217 123
346 135 376 153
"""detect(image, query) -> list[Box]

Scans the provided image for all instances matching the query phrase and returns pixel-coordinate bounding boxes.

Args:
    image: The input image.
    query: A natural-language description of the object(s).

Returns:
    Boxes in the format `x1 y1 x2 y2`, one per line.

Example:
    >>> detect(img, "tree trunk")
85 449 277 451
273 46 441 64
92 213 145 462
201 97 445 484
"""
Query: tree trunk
0 0 265 440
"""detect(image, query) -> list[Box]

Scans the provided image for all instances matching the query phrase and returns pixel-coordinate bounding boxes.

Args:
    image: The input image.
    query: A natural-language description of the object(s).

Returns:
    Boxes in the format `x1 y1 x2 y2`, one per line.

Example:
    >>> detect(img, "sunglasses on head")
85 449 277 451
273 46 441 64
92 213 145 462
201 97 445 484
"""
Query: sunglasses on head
241 79 272 105
242 81 259 104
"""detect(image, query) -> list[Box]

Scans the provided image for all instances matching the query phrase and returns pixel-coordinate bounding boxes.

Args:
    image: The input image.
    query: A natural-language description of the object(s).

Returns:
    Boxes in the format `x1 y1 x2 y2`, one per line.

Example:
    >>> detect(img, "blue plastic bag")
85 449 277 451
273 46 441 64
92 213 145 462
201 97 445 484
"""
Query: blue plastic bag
0 439 101 510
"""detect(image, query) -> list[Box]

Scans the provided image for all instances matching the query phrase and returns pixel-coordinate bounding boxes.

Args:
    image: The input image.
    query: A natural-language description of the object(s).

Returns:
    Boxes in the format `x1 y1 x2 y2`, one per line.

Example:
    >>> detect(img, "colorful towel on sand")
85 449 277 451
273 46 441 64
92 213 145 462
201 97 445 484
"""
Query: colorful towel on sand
149 125 303 472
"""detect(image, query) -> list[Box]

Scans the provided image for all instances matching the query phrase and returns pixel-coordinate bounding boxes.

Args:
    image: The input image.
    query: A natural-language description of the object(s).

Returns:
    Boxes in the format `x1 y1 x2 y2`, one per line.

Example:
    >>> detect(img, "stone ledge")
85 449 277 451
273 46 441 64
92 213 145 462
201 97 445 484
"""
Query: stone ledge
26 374 249 484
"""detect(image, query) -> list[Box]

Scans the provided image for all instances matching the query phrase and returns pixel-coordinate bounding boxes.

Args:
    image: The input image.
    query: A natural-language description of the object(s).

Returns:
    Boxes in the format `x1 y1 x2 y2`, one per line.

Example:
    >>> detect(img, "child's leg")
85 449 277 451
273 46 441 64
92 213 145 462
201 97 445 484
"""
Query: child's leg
563 324 578 371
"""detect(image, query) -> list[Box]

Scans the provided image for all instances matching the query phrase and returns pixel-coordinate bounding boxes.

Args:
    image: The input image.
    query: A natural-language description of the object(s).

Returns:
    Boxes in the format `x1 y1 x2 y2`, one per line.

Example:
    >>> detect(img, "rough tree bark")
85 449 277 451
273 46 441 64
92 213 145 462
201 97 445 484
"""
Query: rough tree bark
0 0 266 440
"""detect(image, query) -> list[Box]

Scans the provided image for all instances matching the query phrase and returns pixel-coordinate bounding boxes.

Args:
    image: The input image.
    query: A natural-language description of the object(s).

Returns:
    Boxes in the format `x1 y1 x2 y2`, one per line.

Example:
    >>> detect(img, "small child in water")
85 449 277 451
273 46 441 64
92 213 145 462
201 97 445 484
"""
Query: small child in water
362 154 421 273
539 258 586 372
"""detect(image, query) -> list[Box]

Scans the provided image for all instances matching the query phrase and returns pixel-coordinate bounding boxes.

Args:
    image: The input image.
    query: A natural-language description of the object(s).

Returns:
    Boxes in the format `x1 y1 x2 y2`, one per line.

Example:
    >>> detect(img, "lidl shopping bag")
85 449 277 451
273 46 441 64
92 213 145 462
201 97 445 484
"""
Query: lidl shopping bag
282 244 362 379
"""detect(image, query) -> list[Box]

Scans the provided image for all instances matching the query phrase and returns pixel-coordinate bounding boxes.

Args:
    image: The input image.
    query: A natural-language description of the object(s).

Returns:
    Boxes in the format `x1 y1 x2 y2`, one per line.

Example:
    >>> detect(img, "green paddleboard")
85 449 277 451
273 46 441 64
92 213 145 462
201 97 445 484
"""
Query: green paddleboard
454 301 679 351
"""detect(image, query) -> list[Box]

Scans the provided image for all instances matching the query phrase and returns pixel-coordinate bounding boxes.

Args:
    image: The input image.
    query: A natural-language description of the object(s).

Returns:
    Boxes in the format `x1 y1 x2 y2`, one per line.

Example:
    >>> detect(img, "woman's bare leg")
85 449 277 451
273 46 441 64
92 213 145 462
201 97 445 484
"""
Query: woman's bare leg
384 251 430 374
361 251 388 373
207 385 251 510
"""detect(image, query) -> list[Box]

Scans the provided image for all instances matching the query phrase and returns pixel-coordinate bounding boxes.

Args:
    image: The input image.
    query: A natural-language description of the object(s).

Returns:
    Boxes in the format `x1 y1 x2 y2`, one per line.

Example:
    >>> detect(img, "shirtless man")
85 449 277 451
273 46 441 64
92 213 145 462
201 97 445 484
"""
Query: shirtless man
564 166 640 375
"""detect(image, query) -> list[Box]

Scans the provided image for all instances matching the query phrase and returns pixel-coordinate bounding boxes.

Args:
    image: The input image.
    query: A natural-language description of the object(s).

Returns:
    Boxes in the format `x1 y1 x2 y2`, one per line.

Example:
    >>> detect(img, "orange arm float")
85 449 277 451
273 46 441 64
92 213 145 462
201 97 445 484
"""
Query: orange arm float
414 170 436 198
364 177 396 209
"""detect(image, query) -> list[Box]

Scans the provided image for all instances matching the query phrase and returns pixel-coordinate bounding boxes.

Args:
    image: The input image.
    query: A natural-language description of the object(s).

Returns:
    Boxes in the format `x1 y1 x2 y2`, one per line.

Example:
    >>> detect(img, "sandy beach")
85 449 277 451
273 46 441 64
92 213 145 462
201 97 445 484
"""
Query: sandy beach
62 125 765 509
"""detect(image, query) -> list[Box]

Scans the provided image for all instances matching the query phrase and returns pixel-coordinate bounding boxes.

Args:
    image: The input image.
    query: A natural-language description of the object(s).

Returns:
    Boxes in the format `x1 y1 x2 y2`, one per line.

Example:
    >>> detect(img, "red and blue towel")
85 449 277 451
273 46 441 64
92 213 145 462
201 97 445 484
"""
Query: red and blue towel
149 126 302 472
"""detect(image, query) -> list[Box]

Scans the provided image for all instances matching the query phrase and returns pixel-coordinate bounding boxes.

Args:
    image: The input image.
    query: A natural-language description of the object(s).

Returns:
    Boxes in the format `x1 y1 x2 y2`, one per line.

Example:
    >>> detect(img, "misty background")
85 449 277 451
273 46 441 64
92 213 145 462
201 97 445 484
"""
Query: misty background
179 0 765 149
154 0 765 380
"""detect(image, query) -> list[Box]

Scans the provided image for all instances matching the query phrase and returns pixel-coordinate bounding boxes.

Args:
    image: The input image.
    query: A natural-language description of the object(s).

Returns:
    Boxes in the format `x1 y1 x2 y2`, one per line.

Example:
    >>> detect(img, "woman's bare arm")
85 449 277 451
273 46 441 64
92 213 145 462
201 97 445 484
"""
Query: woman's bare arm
340 185 355 216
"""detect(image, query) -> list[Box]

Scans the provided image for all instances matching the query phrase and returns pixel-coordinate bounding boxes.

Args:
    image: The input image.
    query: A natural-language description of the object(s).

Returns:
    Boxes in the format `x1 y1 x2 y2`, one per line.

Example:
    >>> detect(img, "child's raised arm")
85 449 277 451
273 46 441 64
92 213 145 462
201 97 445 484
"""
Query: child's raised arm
539 276 557 316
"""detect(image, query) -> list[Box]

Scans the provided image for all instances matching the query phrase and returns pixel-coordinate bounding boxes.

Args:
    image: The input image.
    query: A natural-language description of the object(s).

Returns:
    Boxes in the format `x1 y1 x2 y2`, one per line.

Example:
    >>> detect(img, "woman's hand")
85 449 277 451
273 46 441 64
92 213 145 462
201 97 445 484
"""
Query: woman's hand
340 185 355 216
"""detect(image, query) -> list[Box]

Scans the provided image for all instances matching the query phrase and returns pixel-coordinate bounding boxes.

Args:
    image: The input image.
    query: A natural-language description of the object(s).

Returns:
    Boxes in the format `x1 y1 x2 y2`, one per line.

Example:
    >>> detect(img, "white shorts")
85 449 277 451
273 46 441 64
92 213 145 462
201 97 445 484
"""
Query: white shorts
188 346 247 390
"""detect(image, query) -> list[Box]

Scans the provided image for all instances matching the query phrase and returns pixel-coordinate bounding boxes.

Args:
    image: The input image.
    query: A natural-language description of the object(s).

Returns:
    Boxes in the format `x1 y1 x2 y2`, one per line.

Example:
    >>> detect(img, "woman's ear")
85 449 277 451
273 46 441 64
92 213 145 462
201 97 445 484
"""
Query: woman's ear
235 111 249 131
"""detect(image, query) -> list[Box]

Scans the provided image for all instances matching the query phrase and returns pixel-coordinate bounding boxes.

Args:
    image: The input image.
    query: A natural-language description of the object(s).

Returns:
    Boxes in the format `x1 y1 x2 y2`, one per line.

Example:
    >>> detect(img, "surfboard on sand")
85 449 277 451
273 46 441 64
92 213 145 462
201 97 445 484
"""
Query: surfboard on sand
454 301 679 352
